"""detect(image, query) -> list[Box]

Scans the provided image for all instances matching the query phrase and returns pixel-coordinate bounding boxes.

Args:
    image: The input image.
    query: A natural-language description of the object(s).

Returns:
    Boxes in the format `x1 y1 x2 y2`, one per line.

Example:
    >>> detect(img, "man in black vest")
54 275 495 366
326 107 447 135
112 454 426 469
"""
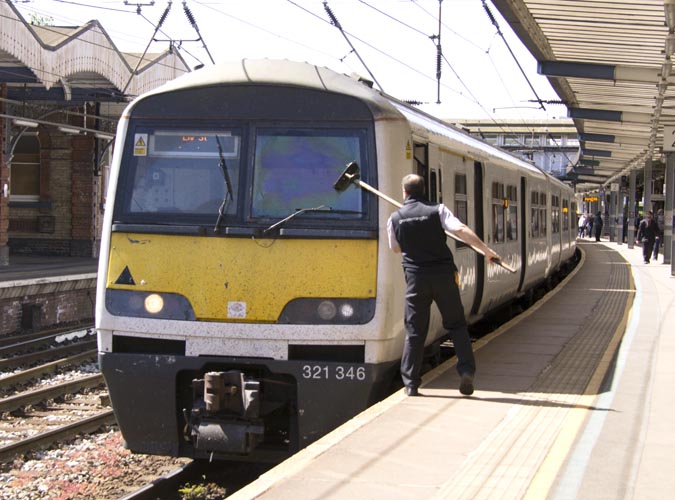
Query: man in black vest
387 174 501 397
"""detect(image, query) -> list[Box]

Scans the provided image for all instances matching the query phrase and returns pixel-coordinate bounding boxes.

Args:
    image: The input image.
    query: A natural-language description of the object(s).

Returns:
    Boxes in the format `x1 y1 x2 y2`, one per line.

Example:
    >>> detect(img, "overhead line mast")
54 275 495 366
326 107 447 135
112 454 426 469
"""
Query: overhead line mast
183 1 215 65
431 0 442 104
121 0 172 95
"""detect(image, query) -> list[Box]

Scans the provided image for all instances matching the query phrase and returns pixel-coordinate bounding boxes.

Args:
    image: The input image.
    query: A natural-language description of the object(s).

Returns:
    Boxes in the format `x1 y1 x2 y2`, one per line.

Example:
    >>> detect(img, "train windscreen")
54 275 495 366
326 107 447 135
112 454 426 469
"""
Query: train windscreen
113 123 374 233
252 128 364 219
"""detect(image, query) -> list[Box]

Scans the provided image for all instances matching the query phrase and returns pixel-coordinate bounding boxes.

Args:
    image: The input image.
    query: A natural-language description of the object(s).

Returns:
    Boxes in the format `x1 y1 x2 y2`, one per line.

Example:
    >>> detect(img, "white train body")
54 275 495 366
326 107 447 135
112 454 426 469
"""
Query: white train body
96 59 576 462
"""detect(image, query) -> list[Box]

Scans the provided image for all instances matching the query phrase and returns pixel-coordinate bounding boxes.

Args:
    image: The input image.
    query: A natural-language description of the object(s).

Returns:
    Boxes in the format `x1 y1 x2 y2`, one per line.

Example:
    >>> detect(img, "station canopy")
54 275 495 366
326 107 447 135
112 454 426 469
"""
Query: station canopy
493 0 675 191
0 1 189 135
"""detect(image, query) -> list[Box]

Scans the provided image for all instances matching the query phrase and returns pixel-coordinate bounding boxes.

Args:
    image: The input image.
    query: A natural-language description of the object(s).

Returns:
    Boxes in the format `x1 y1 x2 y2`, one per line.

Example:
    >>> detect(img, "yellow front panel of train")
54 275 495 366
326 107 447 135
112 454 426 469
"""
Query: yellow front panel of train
107 233 377 322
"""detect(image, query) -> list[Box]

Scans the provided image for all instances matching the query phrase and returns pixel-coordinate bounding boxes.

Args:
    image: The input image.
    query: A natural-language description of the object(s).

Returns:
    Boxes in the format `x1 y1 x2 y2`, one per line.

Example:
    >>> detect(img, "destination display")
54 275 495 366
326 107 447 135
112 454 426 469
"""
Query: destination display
149 131 239 158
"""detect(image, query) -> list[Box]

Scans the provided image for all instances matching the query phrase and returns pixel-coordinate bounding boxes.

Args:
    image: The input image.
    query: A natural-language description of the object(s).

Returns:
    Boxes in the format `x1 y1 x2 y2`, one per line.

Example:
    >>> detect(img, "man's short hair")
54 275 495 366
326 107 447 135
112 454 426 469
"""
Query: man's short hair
402 174 425 198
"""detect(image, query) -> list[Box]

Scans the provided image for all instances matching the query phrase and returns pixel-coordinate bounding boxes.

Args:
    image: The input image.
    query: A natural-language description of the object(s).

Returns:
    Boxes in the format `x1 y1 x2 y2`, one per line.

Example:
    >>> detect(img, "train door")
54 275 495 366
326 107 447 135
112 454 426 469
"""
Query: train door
413 142 428 180
470 161 485 316
413 141 444 204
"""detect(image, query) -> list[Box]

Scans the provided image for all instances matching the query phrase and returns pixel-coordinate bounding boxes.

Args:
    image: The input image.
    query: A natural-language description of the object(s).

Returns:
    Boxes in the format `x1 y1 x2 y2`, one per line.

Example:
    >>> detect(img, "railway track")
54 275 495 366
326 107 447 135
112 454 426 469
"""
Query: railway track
0 326 111 463
0 325 96 372
0 410 116 463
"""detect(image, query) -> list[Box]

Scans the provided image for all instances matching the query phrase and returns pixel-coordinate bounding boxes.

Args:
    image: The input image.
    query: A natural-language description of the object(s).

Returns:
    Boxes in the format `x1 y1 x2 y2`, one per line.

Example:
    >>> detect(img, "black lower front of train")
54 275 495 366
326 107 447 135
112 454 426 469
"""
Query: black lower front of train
99 345 397 462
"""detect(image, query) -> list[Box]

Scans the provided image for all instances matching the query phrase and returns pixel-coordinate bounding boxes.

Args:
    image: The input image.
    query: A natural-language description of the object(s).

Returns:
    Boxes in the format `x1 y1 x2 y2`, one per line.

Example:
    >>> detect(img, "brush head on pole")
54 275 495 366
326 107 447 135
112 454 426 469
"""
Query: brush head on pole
333 162 360 192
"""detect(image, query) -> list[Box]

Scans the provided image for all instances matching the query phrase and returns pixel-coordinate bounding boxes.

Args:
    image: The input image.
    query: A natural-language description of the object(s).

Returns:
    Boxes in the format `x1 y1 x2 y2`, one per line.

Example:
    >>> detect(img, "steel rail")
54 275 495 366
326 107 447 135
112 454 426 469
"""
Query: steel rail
0 341 96 372
0 410 116 463
0 373 105 413
0 350 97 387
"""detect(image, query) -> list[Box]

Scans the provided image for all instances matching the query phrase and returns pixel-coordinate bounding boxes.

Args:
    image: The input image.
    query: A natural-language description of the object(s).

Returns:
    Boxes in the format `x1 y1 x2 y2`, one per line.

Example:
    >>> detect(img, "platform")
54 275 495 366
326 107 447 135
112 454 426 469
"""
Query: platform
0 256 98 335
0 255 98 283
229 240 675 499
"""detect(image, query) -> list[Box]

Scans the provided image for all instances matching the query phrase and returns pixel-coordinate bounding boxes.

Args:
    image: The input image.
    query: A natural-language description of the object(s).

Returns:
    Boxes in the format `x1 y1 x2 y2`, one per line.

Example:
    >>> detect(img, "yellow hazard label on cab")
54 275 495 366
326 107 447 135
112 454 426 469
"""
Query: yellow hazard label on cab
134 134 148 156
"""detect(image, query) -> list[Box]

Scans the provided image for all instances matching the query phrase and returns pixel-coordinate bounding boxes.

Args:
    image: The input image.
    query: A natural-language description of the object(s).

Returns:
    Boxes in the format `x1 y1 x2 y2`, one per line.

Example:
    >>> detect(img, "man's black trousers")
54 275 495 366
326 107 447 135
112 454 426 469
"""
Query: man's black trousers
401 269 476 390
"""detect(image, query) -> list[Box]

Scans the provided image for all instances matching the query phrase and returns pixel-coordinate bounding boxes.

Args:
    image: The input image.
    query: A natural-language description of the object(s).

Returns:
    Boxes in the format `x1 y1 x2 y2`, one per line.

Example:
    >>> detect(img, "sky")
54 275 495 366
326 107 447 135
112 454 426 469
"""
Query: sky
12 0 567 121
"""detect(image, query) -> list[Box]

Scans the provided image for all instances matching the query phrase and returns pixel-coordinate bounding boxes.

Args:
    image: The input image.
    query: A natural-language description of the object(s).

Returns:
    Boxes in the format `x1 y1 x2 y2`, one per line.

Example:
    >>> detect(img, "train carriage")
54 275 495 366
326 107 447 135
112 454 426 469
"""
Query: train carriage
96 59 576 462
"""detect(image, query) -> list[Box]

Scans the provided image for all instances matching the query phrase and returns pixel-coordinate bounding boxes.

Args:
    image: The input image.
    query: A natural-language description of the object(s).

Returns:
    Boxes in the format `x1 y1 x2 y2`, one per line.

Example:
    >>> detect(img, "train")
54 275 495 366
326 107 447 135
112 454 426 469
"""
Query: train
95 59 577 462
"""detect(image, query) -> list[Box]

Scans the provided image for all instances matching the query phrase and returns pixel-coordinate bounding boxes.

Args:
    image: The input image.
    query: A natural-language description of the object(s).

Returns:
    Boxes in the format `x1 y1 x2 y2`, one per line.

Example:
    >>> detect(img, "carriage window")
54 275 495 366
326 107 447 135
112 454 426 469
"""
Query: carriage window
454 174 467 224
562 199 569 230
552 195 560 234
492 182 505 242
539 192 547 235
507 185 518 241
252 128 366 219
531 191 540 238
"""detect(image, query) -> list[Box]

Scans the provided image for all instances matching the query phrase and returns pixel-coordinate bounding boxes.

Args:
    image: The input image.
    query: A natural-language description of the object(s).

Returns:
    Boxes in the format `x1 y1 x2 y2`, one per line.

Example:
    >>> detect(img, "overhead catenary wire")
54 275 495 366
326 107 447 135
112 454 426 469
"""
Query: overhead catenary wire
408 0 545 145
121 0 173 95
481 0 545 111
13 1 556 145
409 0 571 165
322 1 384 92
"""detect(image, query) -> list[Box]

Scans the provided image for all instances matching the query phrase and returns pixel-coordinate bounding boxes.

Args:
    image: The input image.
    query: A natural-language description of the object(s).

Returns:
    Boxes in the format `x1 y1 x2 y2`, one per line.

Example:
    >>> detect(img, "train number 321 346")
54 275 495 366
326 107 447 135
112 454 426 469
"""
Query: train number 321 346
301 364 366 381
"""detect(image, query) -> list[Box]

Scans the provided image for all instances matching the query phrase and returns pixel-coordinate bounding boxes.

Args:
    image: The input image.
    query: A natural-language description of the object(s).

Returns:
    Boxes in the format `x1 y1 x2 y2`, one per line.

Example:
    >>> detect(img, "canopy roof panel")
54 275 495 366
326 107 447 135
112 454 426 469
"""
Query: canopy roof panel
0 1 190 104
492 0 674 191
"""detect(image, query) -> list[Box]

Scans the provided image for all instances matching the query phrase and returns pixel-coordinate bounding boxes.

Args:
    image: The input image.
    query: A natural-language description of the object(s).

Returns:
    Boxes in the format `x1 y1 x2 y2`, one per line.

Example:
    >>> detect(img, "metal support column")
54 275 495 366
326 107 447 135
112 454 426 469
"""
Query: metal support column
608 187 616 242
616 185 625 245
644 158 653 214
665 153 674 270
628 170 636 249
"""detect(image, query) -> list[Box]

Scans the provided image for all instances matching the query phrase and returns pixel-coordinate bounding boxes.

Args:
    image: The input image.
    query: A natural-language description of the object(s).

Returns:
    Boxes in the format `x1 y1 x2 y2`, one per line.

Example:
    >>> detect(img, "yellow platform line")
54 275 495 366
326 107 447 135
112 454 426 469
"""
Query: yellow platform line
523 260 635 499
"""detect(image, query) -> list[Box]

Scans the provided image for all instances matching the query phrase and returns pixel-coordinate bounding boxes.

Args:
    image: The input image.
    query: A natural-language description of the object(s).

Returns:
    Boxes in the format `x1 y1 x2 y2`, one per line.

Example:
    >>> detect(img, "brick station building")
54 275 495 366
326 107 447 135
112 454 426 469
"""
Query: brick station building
0 1 190 266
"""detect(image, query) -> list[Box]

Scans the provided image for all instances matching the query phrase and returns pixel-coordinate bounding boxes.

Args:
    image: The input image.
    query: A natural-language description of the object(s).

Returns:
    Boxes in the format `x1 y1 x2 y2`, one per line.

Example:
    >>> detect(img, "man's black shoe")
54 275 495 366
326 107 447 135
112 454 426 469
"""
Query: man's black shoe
404 386 420 397
459 373 474 396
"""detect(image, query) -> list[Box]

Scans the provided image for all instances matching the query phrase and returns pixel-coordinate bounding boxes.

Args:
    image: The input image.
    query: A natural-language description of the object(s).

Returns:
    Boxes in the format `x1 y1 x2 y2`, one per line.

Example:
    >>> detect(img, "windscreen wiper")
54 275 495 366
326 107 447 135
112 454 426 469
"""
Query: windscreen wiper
213 135 234 233
262 205 331 234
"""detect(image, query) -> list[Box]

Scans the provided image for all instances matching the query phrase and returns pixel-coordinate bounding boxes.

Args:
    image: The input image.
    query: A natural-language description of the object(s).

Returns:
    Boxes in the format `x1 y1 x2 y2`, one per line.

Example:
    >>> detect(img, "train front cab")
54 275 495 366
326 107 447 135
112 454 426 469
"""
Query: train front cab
96 78 409 462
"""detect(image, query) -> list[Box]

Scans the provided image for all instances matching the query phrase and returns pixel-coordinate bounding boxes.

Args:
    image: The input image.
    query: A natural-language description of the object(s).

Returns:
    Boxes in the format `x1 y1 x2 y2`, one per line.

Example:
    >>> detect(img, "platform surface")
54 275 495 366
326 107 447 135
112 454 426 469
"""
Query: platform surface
0 255 97 283
228 240 675 500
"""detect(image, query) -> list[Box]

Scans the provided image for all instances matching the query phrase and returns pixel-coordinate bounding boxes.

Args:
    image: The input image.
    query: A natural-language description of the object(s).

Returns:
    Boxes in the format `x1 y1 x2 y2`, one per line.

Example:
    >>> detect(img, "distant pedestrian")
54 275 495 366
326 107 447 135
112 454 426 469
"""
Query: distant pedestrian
637 210 658 264
577 213 587 238
586 215 594 238
653 208 665 261
593 212 603 241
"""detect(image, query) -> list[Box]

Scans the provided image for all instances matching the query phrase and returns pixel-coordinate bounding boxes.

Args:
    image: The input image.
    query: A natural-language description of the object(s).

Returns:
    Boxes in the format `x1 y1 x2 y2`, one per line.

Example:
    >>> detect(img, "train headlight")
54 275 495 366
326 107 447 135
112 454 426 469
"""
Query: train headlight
144 294 164 314
317 301 337 320
339 303 354 319
278 298 375 324
106 289 196 320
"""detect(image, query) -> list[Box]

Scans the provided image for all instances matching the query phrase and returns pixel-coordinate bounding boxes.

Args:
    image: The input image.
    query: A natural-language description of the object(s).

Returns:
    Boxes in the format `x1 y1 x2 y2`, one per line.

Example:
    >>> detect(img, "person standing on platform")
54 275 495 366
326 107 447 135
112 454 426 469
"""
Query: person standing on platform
578 213 587 238
637 210 658 264
653 208 665 261
586 214 594 238
387 174 501 397
593 211 604 241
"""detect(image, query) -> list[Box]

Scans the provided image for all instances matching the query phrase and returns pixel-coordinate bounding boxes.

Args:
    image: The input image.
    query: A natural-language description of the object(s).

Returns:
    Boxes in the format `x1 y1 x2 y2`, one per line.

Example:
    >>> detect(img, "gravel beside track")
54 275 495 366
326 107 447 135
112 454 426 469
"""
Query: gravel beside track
0 429 191 500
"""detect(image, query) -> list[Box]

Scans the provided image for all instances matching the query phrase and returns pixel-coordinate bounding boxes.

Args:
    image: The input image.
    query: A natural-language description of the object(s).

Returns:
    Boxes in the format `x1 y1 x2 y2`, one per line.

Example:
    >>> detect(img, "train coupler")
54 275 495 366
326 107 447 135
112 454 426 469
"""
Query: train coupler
187 370 264 454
